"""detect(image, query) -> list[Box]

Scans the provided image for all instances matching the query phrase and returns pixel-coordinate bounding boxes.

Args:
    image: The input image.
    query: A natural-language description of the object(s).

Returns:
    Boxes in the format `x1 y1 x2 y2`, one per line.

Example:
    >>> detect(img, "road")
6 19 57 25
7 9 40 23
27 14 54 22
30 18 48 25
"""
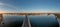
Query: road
22 15 31 27
57 18 60 27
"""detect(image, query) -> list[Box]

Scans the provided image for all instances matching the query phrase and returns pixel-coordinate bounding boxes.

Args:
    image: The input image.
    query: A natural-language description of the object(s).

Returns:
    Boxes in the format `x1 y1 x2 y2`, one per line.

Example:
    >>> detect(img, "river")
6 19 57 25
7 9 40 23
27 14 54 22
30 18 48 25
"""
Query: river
1 14 59 27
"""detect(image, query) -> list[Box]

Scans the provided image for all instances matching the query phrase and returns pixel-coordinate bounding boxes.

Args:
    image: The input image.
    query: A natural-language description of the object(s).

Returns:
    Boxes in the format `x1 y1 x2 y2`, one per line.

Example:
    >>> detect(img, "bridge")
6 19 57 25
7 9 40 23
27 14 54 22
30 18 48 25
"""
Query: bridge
0 13 60 27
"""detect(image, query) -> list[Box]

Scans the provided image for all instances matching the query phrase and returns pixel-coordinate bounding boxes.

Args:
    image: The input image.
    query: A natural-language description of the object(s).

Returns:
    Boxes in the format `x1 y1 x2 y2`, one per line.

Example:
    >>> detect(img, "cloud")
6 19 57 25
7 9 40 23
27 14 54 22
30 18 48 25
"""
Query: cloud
0 2 20 13
0 2 4 6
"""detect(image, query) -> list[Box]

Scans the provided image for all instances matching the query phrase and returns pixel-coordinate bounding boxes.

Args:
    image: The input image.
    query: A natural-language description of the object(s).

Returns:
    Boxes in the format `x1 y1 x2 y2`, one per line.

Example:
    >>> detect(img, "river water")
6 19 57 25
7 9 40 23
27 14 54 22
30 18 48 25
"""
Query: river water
1 14 59 27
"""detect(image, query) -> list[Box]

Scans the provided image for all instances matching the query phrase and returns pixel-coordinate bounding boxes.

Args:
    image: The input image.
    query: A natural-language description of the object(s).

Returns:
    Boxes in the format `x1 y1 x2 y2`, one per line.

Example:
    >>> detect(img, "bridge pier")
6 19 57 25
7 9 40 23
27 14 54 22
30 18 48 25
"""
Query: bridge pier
0 14 3 27
0 14 3 24
54 14 60 19
47 14 51 15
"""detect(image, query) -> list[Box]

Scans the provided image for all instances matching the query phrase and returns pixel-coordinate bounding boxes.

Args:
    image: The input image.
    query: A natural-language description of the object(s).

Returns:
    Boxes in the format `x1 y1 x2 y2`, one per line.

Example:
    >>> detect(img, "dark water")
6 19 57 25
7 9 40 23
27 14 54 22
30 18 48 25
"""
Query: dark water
2 15 59 27
29 15 59 27
3 15 25 27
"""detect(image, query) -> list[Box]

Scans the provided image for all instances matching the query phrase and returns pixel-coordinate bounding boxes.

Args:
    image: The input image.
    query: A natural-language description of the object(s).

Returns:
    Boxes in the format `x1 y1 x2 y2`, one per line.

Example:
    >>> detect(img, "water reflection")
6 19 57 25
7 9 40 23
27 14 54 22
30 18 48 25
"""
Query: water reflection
29 15 59 27
1 14 59 27
3 15 25 27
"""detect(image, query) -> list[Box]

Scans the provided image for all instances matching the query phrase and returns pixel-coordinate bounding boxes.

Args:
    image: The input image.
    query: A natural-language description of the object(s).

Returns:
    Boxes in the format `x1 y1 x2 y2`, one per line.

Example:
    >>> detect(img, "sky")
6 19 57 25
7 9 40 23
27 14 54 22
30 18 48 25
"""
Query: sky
0 0 60 13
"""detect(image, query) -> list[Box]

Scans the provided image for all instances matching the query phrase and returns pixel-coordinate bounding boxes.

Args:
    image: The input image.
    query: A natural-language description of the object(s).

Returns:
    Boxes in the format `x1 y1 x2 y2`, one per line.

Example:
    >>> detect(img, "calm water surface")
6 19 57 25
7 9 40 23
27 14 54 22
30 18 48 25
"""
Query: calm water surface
2 14 59 27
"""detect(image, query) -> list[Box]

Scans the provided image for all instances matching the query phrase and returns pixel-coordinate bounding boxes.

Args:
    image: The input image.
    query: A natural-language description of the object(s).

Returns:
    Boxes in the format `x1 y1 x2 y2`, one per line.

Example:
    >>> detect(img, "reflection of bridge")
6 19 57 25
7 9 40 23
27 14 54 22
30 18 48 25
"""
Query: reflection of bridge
0 13 60 27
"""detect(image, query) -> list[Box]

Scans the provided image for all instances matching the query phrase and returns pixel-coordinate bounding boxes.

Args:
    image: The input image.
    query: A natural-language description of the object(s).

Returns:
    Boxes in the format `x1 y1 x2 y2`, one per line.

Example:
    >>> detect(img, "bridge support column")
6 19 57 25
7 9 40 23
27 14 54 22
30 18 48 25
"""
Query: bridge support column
0 14 3 27
54 14 60 19
48 14 50 15
0 14 3 24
